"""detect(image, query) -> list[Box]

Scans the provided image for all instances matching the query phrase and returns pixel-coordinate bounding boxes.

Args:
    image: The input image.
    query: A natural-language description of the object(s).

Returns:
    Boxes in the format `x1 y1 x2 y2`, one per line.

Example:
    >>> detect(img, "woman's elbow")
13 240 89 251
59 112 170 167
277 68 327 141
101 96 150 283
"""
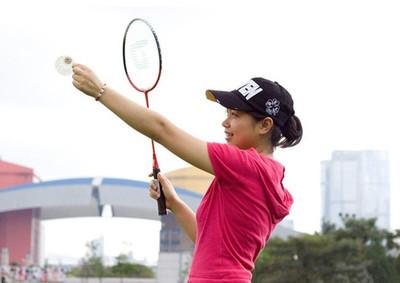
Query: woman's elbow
152 117 173 145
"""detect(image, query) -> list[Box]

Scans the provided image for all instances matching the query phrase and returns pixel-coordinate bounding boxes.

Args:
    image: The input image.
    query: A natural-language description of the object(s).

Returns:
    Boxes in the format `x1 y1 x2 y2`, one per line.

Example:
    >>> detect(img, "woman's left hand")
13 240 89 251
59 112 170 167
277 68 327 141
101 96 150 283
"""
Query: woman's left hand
72 63 104 99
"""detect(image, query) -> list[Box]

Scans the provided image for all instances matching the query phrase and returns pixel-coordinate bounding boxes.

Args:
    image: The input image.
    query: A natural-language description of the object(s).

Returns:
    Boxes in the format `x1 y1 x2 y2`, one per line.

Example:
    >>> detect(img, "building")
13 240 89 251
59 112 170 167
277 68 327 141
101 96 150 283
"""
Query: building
0 160 202 270
321 151 390 230
0 159 39 265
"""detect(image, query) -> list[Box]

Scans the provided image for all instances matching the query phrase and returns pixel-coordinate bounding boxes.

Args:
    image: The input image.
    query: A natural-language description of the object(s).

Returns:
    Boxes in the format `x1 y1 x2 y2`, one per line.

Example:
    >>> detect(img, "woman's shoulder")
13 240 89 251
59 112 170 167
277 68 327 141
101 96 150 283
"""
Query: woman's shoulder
247 147 284 165
207 142 285 172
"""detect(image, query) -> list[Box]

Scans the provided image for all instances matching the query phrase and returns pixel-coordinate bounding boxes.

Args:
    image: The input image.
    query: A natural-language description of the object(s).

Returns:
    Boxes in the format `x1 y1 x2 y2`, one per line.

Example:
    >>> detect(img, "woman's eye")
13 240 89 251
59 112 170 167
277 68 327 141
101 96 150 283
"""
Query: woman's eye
226 109 239 117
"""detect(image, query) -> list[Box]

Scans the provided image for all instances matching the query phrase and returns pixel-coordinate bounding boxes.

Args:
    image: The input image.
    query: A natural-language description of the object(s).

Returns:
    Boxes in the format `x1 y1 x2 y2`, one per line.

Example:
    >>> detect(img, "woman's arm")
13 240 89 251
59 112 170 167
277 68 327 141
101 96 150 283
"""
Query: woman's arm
172 199 197 242
72 63 214 175
150 173 197 242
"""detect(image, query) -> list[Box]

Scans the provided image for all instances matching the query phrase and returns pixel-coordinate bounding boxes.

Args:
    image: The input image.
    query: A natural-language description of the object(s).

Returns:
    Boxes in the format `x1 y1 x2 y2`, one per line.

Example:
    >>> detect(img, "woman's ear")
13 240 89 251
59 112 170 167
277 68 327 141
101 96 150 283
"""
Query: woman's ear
258 117 274 135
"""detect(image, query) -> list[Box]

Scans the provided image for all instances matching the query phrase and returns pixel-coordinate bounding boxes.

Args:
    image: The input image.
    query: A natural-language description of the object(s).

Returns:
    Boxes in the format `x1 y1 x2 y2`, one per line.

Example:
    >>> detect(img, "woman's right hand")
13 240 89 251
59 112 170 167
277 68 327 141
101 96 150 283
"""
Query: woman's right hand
149 173 181 212
72 63 105 99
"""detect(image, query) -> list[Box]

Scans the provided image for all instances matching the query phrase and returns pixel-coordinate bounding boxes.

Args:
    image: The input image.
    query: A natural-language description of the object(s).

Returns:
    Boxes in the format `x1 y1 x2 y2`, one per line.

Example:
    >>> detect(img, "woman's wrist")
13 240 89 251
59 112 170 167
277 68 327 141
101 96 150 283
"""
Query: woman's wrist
95 83 107 101
169 197 184 214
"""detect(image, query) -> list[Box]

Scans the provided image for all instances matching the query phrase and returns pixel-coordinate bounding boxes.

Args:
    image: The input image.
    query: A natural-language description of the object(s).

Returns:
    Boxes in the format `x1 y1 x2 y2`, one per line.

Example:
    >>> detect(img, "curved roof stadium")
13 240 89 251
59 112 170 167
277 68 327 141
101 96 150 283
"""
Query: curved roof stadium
0 177 202 221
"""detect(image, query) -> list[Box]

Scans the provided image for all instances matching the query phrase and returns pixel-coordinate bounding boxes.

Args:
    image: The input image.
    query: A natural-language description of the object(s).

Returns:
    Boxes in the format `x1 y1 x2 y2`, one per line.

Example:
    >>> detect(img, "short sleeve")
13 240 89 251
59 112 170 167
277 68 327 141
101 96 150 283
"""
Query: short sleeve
207 142 258 184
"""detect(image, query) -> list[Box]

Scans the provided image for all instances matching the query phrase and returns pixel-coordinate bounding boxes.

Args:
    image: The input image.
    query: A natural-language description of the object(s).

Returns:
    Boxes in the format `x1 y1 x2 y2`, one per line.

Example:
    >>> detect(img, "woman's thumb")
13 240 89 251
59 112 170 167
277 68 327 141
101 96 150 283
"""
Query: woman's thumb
157 173 165 183
157 173 171 188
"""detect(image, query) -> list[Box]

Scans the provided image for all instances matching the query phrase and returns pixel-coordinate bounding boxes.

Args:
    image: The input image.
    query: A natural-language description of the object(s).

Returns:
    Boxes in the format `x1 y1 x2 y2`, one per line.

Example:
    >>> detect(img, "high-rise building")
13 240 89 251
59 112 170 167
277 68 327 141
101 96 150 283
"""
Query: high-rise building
321 151 390 230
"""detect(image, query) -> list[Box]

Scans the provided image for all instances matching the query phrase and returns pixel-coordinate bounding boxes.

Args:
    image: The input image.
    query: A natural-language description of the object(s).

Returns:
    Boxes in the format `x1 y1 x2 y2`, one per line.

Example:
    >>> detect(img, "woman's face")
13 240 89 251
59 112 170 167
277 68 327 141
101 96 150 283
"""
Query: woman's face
222 109 260 149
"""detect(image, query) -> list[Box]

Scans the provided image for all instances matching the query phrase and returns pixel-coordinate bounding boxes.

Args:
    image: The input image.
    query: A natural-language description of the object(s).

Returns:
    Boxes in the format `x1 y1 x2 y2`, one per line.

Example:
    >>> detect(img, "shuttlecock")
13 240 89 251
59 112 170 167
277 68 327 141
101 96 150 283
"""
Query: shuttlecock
55 56 73 76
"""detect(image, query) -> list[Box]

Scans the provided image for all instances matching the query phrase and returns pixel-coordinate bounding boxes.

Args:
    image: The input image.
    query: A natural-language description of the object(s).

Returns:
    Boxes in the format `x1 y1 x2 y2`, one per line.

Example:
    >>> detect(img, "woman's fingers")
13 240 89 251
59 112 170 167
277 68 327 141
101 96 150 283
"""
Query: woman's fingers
150 179 158 191
148 173 180 211
72 66 84 76
72 74 84 83
72 80 82 91
157 173 168 185
157 173 174 190
149 179 160 200
72 63 88 72
71 62 104 98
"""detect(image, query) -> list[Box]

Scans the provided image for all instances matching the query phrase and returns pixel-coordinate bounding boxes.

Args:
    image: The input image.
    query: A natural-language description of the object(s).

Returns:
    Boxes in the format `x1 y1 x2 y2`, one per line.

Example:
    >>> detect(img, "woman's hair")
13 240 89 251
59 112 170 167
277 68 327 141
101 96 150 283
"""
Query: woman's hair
254 114 303 148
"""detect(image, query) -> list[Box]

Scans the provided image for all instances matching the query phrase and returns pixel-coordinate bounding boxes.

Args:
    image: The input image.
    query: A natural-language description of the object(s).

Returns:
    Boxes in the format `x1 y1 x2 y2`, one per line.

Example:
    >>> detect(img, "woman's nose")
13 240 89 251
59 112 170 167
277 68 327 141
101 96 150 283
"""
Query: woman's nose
221 117 229 128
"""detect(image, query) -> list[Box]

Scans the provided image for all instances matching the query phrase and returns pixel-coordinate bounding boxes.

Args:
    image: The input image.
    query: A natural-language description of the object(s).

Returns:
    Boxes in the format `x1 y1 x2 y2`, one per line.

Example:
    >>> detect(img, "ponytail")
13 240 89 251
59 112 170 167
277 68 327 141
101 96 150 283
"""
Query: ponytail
270 115 303 148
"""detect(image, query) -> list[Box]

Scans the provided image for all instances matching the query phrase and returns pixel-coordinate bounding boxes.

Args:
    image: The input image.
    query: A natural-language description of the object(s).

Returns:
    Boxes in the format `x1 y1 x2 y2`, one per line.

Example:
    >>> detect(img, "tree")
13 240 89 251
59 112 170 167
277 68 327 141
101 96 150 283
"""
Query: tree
337 217 400 283
110 254 154 278
253 218 400 283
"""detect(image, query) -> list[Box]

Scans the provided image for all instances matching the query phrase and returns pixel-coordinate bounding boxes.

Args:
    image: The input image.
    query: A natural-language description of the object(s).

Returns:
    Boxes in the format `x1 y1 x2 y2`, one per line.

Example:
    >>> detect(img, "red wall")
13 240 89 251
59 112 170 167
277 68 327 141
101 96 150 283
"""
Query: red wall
0 210 35 264
0 160 37 265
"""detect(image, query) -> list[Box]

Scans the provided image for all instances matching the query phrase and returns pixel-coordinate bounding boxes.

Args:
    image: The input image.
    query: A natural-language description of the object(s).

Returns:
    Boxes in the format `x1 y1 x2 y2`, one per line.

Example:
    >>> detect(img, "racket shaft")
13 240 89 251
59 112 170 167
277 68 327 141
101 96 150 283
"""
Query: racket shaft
153 167 167 215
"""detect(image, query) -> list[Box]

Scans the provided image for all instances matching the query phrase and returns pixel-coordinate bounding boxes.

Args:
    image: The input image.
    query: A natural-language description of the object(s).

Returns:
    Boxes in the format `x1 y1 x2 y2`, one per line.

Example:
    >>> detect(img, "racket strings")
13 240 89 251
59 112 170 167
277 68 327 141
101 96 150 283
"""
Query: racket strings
129 40 149 70
123 19 161 92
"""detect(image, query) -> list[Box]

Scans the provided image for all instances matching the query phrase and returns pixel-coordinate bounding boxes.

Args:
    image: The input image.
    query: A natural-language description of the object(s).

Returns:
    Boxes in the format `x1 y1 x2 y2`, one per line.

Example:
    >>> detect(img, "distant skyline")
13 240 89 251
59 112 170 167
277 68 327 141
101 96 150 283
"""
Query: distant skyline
321 150 391 230
1 0 400 264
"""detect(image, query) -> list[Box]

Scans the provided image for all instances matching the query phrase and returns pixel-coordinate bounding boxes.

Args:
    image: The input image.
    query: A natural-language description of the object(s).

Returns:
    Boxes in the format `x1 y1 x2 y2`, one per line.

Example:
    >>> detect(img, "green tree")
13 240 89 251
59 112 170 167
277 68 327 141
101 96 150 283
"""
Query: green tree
110 254 154 278
337 217 400 283
69 250 154 279
253 218 400 283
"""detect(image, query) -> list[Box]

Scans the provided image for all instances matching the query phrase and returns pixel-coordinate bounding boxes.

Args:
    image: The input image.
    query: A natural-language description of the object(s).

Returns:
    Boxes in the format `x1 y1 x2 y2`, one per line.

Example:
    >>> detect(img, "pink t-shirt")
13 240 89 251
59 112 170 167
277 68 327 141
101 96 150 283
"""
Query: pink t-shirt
188 142 294 282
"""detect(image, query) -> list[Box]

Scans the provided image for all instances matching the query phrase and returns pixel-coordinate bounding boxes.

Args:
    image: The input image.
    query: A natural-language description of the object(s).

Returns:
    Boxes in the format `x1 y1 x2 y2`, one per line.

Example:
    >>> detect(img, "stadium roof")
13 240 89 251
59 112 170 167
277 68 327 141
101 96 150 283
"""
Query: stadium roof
0 177 202 220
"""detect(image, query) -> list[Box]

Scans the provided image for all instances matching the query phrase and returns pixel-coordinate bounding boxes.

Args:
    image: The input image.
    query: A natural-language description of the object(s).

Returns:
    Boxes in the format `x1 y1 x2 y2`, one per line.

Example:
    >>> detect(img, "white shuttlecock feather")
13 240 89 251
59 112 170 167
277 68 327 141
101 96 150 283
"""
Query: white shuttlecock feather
55 56 73 76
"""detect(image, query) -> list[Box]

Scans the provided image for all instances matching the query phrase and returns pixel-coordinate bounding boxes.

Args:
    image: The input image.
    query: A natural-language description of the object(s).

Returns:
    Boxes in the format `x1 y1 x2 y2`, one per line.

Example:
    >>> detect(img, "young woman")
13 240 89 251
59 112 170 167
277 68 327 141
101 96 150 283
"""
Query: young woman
72 64 302 282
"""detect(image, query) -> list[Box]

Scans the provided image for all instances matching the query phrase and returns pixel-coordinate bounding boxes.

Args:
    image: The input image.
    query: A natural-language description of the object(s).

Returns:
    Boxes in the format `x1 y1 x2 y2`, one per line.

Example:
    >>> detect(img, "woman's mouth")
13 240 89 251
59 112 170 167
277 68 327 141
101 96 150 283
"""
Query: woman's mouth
224 131 233 140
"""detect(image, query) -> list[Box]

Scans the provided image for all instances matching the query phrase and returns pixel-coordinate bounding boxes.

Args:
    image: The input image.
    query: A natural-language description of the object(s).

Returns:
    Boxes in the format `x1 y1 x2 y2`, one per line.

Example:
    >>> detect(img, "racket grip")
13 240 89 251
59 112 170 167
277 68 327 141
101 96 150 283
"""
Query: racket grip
153 167 167 215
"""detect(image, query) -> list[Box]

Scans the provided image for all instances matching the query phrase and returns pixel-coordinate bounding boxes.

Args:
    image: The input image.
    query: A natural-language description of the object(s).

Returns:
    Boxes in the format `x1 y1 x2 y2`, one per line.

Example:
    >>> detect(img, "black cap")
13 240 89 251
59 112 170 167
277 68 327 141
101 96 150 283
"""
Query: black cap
206 77 295 127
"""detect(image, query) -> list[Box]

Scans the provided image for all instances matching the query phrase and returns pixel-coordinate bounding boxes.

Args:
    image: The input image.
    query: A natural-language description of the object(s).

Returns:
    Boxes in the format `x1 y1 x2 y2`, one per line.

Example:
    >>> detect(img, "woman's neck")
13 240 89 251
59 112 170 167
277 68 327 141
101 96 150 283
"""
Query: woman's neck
255 143 274 158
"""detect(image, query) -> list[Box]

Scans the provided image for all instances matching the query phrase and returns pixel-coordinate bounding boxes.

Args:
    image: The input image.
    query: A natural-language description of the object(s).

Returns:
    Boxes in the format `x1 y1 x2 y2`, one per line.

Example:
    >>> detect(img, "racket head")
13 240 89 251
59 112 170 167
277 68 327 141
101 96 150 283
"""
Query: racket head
123 18 162 93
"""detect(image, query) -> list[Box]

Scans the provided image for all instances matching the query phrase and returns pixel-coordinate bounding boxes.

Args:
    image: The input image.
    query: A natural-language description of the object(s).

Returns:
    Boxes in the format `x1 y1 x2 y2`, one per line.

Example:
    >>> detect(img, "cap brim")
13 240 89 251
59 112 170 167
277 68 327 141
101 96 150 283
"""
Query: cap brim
205 90 254 112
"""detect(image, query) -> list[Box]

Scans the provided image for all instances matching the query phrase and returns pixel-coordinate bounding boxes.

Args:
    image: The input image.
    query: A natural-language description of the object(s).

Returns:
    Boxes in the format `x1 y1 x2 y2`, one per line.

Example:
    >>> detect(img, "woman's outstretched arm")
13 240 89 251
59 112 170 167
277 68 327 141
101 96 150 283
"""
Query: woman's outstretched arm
72 63 214 175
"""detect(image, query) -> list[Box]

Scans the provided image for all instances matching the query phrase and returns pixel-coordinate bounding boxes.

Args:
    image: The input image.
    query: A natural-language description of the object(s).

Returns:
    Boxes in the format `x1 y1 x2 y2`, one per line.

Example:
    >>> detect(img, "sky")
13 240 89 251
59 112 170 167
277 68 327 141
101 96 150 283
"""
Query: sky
1 0 400 266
